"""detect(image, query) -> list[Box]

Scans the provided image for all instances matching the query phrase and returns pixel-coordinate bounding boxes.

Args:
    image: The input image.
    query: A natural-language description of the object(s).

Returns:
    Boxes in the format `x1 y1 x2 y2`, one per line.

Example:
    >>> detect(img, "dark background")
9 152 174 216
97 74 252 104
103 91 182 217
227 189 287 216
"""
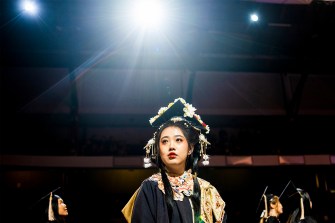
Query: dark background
2 166 335 223
1 0 335 222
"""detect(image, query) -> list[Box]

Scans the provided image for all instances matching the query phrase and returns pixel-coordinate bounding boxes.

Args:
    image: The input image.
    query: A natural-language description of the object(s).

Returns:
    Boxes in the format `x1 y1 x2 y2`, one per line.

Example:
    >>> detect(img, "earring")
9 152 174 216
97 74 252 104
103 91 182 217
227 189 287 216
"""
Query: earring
143 138 155 168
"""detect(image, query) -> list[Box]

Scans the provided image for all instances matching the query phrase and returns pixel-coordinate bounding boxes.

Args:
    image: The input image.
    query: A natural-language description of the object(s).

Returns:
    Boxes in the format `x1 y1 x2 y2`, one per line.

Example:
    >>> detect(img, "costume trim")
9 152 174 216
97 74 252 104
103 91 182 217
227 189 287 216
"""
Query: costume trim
198 178 226 223
149 171 194 201
121 187 140 223
122 175 226 223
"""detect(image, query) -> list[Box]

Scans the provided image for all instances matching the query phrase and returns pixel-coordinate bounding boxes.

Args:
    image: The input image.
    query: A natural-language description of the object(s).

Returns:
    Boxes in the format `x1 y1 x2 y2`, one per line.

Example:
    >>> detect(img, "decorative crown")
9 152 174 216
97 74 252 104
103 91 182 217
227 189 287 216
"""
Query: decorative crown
143 98 211 168
149 98 210 134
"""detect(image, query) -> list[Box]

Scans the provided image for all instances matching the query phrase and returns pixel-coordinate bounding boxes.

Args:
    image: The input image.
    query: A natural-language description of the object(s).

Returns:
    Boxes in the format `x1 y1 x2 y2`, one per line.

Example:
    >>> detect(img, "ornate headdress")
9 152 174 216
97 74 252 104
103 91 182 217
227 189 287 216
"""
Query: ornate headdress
143 98 211 168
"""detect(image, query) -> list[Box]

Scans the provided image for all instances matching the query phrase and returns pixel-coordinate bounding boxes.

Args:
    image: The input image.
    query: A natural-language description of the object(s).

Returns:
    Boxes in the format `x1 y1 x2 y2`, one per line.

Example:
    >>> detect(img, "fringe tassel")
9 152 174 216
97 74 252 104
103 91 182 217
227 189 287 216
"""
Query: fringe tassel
199 134 210 166
48 192 55 221
143 138 155 168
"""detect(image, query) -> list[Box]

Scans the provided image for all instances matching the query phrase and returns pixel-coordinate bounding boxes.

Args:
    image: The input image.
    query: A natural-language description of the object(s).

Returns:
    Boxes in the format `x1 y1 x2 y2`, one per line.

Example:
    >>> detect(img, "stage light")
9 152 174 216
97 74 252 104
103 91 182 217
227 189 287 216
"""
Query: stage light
250 13 259 22
21 0 38 15
130 0 169 30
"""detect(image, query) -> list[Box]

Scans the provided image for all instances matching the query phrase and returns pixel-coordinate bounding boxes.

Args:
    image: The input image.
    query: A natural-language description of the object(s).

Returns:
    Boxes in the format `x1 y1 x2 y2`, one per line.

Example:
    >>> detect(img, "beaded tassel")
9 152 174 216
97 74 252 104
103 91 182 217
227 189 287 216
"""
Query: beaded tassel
143 138 155 168
48 193 55 221
199 134 210 166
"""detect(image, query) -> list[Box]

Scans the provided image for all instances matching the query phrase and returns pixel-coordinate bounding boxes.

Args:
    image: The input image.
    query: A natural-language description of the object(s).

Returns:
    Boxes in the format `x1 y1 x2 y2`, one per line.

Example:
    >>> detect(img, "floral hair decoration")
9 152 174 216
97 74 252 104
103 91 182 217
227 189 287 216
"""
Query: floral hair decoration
144 98 211 168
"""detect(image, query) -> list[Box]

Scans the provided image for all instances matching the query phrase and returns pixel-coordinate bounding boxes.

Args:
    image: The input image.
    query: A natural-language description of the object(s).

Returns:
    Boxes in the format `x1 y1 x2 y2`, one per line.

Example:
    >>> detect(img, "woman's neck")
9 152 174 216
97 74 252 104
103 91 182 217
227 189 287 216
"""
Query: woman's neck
269 209 279 217
165 168 186 177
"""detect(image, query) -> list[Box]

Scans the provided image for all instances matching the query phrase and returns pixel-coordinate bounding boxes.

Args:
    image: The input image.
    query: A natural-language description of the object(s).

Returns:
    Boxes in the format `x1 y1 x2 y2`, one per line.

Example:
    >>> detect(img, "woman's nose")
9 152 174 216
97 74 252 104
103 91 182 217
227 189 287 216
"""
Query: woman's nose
169 142 175 150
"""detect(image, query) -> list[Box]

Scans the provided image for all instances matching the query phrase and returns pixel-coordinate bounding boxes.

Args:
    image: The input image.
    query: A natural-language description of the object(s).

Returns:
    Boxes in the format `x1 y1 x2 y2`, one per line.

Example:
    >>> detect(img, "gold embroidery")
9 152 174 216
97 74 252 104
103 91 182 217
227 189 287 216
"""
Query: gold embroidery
198 178 226 223
134 172 226 223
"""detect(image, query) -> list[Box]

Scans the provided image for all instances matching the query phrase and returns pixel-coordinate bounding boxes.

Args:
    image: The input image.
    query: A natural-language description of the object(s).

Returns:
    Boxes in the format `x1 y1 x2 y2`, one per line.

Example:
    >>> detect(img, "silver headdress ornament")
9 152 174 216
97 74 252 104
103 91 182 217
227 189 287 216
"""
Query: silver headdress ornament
144 137 156 168
143 98 211 168
199 133 211 165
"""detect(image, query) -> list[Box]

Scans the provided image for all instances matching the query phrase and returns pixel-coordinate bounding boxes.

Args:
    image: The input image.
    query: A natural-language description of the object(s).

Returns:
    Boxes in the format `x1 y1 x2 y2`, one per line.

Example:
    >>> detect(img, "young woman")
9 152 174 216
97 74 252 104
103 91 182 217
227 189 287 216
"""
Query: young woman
46 192 68 223
286 188 317 223
122 98 227 223
260 194 283 223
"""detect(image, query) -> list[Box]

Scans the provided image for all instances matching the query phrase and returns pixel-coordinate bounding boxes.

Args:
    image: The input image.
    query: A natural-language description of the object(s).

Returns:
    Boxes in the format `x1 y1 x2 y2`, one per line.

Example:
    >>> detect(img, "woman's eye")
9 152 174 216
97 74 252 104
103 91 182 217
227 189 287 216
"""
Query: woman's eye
176 138 183 142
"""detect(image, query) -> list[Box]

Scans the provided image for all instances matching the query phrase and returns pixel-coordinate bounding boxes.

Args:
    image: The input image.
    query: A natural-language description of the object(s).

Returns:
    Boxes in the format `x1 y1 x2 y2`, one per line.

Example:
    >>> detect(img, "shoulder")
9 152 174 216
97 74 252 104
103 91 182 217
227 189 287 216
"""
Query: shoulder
148 172 162 182
138 174 161 193
265 216 280 223
197 177 215 189
198 177 224 202
197 177 223 199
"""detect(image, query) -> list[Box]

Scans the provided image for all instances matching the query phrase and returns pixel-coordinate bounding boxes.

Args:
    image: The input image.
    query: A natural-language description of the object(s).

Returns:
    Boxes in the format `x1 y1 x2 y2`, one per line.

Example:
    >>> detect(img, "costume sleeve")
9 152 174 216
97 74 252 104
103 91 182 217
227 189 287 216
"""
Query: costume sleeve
131 180 158 223
199 178 226 223
121 187 140 223
209 185 226 223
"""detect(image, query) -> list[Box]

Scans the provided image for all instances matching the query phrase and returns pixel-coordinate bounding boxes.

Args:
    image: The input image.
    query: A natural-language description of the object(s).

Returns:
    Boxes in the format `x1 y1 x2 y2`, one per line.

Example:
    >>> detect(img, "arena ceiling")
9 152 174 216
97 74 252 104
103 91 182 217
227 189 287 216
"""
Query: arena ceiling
1 0 335 154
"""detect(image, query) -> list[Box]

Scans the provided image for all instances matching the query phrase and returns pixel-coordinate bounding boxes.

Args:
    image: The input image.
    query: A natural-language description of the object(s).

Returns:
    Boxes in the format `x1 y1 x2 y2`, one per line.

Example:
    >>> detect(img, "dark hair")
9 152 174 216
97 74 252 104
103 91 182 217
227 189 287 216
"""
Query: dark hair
45 194 66 223
153 119 202 222
286 190 317 223
265 194 279 211
300 190 313 216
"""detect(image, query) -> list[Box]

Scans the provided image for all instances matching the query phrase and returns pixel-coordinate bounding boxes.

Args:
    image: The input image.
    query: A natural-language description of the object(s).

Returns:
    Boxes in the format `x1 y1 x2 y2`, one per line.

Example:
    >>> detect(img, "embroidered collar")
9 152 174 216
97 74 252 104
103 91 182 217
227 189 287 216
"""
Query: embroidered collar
149 170 194 201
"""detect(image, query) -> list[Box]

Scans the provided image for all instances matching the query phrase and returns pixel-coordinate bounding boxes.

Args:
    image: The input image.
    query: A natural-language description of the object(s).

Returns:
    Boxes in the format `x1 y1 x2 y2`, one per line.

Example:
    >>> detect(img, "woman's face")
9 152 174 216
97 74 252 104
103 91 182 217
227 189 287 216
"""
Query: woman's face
159 126 192 175
275 200 283 214
58 198 68 216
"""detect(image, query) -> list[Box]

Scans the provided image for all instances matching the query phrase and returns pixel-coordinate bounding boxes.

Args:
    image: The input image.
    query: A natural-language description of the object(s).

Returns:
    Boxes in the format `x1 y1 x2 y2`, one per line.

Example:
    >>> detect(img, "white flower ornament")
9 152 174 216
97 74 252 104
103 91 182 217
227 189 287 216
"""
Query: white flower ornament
145 98 212 167
183 103 196 118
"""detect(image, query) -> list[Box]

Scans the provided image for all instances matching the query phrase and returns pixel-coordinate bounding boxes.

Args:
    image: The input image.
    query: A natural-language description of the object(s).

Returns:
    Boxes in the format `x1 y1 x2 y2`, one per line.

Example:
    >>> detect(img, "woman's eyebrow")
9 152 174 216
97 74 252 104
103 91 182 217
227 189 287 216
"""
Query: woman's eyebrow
161 134 184 139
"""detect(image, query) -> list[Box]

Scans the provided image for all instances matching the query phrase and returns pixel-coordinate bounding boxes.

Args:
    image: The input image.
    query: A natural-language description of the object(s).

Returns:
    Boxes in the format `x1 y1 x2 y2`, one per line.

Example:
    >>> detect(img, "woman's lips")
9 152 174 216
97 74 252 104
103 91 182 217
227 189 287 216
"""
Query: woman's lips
168 153 177 159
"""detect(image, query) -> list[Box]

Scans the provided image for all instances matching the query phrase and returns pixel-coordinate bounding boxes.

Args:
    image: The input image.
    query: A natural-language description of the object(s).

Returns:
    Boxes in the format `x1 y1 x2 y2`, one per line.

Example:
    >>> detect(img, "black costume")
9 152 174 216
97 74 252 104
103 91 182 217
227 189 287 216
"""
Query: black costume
123 171 226 223
121 98 227 223
266 216 280 223
286 188 318 223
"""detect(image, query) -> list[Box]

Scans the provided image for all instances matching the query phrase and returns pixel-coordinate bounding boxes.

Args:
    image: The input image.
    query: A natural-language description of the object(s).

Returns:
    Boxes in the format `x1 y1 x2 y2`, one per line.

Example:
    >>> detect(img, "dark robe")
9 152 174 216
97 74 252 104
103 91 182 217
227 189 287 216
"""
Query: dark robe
122 173 226 223
266 216 280 223
131 180 193 223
